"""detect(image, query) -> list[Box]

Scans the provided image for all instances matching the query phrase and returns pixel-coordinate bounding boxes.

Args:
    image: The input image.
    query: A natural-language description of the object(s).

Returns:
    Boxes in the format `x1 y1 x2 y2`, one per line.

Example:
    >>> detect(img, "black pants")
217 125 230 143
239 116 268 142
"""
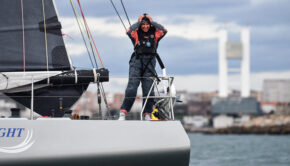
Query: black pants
121 55 156 113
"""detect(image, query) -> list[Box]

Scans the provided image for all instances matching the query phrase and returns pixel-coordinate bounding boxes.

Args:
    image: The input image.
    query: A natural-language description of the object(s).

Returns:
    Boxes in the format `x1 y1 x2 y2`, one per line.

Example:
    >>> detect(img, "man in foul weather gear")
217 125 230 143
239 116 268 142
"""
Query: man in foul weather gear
118 14 167 120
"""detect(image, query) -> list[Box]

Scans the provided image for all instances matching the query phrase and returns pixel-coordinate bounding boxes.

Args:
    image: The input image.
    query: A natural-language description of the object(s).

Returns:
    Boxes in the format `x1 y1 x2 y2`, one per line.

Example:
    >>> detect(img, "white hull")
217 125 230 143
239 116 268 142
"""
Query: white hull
0 119 190 166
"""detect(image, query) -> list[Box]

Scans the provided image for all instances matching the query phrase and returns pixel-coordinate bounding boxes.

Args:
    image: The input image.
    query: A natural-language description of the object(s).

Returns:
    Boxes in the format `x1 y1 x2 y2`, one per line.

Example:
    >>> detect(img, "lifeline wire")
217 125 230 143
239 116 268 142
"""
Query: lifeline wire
77 0 104 68
69 0 95 68
120 0 131 27
110 0 127 30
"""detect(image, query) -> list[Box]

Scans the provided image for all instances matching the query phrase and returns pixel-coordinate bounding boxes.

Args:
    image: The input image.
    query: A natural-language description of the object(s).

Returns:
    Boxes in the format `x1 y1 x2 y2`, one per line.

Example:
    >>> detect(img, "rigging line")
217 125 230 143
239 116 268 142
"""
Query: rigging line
100 82 110 114
71 0 98 68
42 0 50 84
42 0 49 72
20 0 26 72
95 73 110 117
70 0 99 69
77 0 105 68
69 0 95 68
70 0 98 69
96 82 102 118
120 0 131 27
110 0 127 30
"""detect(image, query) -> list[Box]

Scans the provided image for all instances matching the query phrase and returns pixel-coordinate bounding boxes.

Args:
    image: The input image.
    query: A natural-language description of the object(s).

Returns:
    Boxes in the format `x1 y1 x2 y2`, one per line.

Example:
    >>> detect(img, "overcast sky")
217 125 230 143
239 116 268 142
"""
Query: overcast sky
54 0 290 77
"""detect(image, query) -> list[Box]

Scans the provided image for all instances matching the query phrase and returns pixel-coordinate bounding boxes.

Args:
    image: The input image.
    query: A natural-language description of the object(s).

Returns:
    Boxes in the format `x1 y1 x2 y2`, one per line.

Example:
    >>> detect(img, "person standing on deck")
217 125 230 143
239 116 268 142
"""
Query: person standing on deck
118 13 167 120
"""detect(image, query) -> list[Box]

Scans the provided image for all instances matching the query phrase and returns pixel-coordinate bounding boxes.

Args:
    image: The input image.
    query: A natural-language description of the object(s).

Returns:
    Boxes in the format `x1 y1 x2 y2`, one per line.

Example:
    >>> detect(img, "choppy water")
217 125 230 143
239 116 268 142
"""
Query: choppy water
189 133 290 166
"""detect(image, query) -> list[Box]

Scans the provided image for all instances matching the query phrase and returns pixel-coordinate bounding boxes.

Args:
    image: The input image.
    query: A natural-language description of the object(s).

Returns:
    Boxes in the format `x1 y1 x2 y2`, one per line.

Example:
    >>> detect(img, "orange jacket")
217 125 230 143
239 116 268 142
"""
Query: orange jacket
126 21 167 50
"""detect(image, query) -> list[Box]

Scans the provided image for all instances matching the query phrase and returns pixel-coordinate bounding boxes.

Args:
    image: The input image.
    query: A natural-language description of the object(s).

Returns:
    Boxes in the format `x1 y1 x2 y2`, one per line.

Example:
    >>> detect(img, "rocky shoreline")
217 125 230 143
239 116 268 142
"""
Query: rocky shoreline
203 125 290 134
185 115 290 134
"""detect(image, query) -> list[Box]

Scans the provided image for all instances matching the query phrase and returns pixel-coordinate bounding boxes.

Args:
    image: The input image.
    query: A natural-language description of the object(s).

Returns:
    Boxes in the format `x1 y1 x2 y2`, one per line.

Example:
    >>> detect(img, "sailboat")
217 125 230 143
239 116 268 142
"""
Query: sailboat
0 0 190 166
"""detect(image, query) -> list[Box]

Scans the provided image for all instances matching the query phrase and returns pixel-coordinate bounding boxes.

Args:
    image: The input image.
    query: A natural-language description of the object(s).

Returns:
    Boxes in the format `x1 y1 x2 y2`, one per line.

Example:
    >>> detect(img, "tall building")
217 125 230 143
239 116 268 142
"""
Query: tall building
218 28 250 98
213 28 258 115
263 80 290 102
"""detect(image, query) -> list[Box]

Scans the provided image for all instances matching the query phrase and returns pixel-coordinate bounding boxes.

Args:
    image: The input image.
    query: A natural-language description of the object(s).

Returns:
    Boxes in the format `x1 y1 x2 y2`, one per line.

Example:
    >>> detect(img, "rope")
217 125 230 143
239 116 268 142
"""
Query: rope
120 0 131 27
69 0 96 68
20 0 26 72
42 0 49 72
73 0 101 69
62 33 74 40
100 82 111 114
77 0 104 68
71 0 110 116
110 0 127 30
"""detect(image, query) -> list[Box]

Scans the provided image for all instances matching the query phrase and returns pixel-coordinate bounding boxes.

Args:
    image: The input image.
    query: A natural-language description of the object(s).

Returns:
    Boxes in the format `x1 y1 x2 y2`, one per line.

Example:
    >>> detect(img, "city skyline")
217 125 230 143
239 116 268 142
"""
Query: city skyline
92 71 290 94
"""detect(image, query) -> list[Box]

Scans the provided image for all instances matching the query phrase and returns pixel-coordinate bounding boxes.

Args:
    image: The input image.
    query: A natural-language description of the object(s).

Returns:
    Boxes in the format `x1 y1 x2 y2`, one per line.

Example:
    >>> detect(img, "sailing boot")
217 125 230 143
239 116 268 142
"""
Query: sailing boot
118 110 127 120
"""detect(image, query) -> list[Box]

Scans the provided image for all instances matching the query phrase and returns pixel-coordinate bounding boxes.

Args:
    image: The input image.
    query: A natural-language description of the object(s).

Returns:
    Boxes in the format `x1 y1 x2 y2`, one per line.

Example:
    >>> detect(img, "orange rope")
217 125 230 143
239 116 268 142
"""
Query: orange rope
77 0 104 68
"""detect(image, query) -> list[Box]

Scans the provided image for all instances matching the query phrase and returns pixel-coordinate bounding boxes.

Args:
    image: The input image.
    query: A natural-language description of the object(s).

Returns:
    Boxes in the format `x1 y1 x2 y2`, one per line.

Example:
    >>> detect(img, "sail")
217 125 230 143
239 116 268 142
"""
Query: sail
0 0 71 72
0 0 109 116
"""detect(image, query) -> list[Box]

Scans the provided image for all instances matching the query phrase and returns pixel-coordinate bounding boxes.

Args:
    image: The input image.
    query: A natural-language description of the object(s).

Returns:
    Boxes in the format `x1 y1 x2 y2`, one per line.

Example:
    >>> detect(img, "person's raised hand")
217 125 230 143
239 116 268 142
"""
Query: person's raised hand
146 15 153 23
138 15 144 22
138 14 153 23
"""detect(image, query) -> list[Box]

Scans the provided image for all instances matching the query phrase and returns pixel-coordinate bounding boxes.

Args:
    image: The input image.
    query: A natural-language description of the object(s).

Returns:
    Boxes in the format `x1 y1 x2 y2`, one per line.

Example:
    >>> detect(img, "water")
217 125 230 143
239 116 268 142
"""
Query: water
189 133 290 166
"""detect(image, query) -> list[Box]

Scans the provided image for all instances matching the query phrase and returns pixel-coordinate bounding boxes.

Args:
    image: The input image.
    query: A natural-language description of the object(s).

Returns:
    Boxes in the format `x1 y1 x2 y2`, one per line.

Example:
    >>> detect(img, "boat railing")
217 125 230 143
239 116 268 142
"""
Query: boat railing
140 76 175 120
6 74 177 121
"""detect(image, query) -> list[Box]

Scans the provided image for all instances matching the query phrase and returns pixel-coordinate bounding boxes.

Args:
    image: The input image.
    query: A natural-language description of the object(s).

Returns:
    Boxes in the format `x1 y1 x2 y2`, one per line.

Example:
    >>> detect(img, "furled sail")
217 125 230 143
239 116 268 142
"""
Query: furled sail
0 0 71 72
4 69 109 117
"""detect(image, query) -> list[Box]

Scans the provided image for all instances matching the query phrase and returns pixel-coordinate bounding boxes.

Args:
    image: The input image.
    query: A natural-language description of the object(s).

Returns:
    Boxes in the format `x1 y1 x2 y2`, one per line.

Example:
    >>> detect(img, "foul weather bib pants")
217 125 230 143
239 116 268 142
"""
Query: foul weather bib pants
121 55 156 114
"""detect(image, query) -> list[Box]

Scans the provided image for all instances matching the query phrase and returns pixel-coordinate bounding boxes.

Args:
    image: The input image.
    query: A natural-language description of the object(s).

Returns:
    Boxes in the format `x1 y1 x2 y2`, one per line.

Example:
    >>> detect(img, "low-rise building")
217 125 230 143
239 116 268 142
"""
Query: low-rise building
211 96 260 115
183 116 209 128
213 115 234 128
263 79 290 103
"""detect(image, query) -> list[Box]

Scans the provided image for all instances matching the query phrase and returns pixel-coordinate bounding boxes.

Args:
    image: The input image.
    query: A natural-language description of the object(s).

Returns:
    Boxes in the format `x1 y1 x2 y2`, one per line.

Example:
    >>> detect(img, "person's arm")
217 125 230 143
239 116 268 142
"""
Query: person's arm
152 21 167 36
152 21 167 43
126 22 141 46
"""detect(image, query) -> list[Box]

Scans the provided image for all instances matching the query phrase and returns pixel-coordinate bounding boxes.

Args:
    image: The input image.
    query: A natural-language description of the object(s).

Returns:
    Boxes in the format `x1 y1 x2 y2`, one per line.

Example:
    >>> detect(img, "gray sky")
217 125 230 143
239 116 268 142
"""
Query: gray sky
55 0 290 76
